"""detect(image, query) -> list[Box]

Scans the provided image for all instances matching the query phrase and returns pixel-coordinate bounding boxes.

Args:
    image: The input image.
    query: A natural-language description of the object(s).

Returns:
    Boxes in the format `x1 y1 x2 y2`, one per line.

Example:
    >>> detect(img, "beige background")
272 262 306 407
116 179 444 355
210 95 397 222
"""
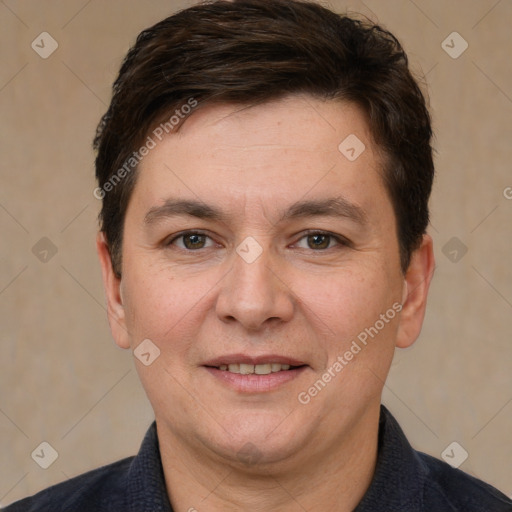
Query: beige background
1 0 511 506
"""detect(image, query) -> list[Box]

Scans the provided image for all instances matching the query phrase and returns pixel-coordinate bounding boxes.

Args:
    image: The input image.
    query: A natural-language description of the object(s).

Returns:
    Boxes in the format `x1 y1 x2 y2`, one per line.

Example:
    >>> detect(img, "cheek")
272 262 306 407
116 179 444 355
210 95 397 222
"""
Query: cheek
298 268 400 402
295 265 396 339
121 267 194 344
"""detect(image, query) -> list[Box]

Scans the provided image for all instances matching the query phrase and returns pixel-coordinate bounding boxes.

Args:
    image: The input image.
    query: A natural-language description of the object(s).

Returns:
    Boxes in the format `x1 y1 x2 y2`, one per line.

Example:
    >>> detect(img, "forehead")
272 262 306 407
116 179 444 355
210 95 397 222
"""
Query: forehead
172 96 374 162
130 95 390 225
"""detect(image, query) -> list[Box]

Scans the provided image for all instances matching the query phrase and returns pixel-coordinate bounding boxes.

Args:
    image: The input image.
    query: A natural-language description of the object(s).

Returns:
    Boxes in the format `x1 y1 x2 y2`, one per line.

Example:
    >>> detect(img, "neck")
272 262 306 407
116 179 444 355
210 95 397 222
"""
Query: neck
157 406 380 512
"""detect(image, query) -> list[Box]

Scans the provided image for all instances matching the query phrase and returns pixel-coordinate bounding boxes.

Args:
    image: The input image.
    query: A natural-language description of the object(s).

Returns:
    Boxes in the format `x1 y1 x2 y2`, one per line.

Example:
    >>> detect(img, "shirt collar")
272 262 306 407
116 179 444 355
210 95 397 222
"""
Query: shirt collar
354 404 427 511
126 421 173 512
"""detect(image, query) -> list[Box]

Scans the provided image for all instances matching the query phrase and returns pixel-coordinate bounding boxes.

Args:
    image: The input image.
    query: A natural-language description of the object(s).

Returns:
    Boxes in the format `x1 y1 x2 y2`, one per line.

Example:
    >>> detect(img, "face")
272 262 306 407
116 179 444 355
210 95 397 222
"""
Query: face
98 95 433 468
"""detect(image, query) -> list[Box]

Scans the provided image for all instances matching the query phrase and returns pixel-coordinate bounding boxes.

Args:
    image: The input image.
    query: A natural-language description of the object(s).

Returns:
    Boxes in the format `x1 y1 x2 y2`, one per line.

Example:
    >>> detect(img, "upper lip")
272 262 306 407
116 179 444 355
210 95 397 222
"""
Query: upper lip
202 354 307 367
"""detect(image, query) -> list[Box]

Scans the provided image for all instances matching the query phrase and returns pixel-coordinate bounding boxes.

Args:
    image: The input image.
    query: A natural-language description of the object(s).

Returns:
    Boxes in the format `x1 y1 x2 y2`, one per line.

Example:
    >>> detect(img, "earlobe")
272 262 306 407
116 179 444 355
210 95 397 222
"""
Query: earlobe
395 234 435 349
96 232 131 349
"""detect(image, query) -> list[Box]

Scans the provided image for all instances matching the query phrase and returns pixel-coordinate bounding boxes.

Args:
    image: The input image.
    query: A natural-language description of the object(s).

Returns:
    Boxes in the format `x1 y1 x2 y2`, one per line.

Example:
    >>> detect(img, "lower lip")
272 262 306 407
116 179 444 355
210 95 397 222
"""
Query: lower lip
204 366 308 393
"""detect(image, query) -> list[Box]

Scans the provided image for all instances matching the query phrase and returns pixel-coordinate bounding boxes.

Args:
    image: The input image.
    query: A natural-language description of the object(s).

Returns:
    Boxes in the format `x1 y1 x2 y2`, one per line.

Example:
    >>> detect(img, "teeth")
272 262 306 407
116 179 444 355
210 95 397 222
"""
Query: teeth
228 363 240 373
240 363 254 375
255 363 271 375
219 363 294 374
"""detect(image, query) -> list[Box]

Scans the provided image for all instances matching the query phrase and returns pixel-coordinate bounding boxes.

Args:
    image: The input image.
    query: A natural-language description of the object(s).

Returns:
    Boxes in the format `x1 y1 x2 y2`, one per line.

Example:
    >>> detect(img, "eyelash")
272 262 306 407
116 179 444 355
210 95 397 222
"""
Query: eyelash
165 230 350 251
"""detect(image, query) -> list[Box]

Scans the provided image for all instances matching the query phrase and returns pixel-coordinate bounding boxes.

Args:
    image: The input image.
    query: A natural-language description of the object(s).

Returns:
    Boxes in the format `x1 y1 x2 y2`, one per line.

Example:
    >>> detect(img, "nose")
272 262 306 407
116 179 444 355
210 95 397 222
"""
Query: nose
215 242 295 332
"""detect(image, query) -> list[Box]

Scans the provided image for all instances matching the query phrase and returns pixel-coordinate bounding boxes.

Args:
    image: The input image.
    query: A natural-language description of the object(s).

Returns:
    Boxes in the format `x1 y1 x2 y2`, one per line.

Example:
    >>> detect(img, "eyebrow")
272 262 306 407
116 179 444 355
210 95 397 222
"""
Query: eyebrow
278 197 367 225
144 197 367 226
145 199 227 225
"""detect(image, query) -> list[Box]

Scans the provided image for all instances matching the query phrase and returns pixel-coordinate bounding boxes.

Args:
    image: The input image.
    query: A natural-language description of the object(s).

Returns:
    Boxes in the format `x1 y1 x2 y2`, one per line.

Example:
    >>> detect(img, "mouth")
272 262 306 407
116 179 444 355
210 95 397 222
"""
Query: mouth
214 362 300 374
202 355 309 392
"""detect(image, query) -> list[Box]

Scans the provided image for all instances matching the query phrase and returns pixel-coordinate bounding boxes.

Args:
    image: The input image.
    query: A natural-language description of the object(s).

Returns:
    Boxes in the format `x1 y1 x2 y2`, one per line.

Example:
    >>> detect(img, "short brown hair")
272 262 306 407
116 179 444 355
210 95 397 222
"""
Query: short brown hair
94 0 434 277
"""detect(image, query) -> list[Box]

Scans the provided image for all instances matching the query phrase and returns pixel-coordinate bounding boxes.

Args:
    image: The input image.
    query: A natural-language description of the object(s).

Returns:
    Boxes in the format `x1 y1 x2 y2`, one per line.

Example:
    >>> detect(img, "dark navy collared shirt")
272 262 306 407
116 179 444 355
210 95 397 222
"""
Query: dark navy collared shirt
4 406 511 511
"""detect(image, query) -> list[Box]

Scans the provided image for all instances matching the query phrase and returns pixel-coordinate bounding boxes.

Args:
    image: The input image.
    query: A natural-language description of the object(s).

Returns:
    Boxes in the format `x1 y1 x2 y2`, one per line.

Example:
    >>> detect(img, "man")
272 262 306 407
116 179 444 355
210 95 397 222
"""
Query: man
4 0 511 510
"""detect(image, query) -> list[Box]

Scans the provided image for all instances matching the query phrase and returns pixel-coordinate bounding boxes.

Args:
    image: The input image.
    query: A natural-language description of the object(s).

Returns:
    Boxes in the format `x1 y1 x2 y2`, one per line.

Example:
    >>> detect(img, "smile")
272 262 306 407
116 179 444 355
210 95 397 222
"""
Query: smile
216 363 295 374
203 356 308 392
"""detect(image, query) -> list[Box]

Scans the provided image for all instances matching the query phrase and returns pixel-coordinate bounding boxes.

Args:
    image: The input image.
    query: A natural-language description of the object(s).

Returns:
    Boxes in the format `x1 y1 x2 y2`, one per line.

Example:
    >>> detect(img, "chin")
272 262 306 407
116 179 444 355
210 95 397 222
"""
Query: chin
203 411 308 466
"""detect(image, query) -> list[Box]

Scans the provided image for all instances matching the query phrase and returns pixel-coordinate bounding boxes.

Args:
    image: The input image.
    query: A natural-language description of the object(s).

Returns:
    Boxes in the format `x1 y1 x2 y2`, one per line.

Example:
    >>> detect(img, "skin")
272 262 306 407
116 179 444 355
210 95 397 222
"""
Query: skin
97 95 435 511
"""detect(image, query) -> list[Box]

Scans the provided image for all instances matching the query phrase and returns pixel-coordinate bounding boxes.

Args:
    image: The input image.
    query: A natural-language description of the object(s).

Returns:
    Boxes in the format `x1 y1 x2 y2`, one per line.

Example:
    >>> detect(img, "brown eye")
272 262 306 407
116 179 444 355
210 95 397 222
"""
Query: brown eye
307 234 331 250
168 232 213 250
294 231 348 251
183 234 206 249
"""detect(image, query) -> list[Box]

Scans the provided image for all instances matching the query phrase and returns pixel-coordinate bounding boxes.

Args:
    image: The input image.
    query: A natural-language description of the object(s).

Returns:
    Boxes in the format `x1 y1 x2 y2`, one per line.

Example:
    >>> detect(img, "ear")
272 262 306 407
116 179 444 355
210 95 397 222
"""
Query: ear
395 234 435 349
96 232 131 349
